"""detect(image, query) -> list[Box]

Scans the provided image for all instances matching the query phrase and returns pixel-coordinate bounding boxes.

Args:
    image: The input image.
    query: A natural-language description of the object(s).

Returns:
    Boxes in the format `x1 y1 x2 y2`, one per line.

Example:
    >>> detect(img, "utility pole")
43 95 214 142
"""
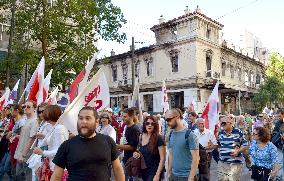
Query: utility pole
131 37 135 92
6 0 16 88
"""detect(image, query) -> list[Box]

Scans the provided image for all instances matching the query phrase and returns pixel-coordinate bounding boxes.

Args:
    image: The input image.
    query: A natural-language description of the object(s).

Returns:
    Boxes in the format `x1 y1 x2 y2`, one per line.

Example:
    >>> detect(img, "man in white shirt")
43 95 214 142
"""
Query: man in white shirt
193 118 218 181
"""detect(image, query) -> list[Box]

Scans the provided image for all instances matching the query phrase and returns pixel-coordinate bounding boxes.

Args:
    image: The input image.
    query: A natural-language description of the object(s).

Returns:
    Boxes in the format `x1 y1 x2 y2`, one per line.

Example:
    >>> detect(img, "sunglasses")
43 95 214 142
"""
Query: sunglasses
145 122 155 126
22 105 32 109
165 116 177 122
37 110 44 114
221 122 229 126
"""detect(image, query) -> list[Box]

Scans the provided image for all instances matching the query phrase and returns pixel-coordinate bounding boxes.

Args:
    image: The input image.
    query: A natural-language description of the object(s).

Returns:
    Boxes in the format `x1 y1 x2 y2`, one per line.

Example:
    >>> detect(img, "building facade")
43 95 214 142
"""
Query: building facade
0 9 9 91
99 7 266 115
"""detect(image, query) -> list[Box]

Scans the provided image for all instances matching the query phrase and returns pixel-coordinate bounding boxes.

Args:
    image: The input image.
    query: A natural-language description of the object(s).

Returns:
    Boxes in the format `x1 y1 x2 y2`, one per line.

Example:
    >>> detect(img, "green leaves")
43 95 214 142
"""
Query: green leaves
253 53 284 110
0 0 126 89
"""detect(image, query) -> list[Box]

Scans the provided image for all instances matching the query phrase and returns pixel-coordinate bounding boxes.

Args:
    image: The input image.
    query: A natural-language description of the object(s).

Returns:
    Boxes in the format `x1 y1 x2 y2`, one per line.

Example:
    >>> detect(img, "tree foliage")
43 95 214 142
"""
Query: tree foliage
0 0 126 89
253 53 284 110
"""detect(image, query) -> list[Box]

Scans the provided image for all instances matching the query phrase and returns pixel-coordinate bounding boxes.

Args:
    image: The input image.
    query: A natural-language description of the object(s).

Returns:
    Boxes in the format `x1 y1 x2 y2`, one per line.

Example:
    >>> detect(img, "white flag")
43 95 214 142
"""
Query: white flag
162 80 170 113
58 69 110 135
45 87 59 105
131 78 141 110
43 69 53 101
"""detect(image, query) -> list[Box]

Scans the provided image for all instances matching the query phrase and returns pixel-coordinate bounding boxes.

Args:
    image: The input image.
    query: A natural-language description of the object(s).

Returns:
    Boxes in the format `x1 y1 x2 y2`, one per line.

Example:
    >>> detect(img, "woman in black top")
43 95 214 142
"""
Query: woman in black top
133 116 166 181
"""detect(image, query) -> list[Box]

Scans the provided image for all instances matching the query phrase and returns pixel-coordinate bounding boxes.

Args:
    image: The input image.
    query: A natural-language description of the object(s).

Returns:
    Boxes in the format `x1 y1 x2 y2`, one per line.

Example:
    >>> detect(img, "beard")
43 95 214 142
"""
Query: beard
77 123 96 138
168 121 177 129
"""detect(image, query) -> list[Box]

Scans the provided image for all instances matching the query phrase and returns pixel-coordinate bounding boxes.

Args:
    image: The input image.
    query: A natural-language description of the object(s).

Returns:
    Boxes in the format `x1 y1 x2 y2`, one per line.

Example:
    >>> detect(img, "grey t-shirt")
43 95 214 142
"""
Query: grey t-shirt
169 128 199 177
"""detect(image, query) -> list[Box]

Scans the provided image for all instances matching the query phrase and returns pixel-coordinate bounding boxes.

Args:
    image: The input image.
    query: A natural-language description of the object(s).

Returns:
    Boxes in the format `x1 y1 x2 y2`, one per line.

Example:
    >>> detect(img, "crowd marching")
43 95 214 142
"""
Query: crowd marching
0 101 283 181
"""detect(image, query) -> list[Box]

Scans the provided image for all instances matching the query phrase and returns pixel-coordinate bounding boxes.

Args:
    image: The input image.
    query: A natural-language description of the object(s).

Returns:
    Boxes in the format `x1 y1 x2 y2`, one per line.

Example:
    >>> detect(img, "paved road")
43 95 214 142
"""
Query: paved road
209 159 252 181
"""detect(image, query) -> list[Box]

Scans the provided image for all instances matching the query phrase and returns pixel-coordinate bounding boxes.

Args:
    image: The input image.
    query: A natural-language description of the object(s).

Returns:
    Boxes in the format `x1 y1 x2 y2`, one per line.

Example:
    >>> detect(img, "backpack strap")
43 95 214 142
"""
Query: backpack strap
185 129 192 148
168 130 173 144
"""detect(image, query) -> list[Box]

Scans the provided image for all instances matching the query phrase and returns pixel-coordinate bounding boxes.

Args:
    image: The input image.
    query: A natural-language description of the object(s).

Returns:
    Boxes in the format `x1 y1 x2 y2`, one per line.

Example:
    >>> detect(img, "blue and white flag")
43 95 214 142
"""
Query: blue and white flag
8 79 20 104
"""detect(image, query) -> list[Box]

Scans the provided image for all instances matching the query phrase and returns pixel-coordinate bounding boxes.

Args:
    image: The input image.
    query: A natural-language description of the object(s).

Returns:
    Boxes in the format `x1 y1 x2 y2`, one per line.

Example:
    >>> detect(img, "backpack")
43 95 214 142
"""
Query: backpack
168 129 209 174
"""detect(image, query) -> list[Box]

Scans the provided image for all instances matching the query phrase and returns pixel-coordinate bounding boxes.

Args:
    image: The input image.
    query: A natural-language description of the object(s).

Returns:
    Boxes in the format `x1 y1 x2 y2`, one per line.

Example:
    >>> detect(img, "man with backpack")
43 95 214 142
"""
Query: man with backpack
166 108 199 181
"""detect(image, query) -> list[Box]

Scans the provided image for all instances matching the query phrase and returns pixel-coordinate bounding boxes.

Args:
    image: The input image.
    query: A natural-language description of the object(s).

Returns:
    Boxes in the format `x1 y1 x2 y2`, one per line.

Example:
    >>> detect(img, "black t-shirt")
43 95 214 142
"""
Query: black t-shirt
122 124 140 163
53 134 119 181
139 135 165 175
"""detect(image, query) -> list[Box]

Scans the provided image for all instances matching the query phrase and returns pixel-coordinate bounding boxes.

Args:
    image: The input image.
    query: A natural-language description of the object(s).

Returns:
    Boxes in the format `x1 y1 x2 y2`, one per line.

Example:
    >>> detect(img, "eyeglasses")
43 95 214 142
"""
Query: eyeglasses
145 122 155 126
165 116 177 122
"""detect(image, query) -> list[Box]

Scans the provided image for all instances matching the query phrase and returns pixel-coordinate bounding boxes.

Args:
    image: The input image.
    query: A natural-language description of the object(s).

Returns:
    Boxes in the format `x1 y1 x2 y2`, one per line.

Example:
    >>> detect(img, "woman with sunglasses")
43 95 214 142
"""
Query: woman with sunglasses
133 116 166 181
33 105 69 180
34 103 52 150
96 112 116 142
249 127 279 181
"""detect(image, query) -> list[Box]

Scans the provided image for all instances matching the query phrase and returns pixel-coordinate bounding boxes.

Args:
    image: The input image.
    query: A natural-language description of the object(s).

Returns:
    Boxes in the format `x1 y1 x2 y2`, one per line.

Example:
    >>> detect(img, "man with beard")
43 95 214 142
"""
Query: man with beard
166 108 200 181
51 106 124 181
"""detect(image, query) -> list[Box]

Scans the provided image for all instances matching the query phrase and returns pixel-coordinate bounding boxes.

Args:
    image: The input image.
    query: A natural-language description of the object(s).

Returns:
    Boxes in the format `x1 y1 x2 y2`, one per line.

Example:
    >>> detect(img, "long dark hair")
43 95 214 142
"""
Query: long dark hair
142 115 159 154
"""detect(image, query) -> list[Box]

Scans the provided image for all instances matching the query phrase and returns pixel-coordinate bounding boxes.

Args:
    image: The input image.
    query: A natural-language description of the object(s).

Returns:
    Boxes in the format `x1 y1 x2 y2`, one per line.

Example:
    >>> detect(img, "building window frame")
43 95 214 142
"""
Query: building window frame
221 62 226 76
121 61 128 85
111 64 118 82
171 54 179 72
230 65 234 78
206 50 213 77
145 58 153 77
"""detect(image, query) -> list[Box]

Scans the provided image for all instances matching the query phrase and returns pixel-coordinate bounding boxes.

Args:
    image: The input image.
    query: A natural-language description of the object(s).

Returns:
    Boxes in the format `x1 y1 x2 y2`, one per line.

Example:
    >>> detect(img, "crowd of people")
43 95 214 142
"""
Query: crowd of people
0 102 283 181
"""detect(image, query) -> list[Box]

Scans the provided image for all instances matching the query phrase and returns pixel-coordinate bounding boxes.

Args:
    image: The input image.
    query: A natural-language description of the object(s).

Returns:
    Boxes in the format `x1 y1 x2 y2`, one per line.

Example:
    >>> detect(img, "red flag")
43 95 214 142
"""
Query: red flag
26 57 45 105
0 88 10 111
202 82 219 132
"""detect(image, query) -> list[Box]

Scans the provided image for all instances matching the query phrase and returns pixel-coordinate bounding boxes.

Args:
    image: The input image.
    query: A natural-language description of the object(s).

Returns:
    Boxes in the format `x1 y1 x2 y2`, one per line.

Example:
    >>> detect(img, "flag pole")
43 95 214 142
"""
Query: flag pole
18 91 25 104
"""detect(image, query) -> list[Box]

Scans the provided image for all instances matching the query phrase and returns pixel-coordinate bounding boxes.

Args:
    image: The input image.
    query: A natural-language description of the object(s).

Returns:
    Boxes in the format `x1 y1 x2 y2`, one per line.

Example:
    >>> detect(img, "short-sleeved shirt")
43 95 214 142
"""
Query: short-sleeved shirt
122 124 140 164
169 128 199 177
218 128 248 164
249 140 279 170
139 135 165 175
14 117 37 160
53 134 119 181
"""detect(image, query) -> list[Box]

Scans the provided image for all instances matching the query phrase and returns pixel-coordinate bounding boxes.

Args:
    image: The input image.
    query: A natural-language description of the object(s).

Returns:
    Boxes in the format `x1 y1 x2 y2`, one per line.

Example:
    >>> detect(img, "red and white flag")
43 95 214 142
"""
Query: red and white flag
0 88 11 110
162 80 170 113
57 57 96 110
26 57 45 106
43 69 53 101
45 87 58 105
58 69 110 135
202 82 219 132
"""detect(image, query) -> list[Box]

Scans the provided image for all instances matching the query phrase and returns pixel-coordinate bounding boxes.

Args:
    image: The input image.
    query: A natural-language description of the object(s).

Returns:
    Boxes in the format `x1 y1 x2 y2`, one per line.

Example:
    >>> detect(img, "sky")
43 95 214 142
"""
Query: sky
97 0 284 58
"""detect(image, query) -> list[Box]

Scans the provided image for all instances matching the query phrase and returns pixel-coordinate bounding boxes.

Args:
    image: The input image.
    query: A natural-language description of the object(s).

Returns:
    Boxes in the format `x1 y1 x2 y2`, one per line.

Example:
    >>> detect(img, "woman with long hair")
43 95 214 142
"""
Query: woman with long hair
133 116 166 181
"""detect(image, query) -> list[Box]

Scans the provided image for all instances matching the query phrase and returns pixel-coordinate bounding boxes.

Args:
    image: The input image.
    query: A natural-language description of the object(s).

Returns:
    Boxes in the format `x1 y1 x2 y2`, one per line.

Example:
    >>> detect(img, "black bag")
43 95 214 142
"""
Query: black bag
251 165 271 180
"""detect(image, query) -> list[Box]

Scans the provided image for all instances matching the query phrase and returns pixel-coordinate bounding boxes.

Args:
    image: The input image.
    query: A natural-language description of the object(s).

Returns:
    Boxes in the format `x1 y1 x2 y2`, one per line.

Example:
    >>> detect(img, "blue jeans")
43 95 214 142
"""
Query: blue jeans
0 152 12 181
